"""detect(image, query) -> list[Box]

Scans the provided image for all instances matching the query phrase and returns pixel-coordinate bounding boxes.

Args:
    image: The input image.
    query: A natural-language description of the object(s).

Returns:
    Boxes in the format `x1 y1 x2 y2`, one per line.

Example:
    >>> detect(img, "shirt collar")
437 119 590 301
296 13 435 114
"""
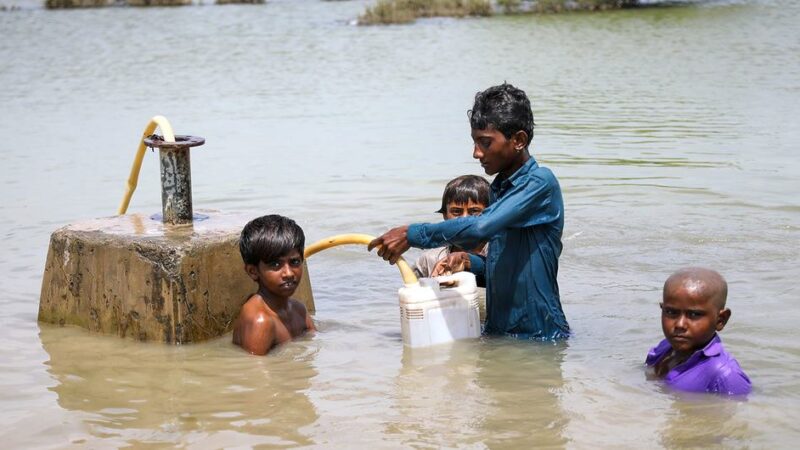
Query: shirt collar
648 333 723 366
492 156 539 193
701 333 723 357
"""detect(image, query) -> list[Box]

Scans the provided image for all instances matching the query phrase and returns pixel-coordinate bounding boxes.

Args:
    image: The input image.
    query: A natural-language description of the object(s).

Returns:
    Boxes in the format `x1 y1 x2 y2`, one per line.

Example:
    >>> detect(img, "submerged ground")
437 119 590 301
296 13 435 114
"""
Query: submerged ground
1 0 799 447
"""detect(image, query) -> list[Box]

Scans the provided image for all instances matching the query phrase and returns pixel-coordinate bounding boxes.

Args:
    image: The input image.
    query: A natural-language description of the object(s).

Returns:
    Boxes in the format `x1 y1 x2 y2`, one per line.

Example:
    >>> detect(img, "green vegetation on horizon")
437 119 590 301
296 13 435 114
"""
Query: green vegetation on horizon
526 0 639 13
359 0 642 25
359 0 492 25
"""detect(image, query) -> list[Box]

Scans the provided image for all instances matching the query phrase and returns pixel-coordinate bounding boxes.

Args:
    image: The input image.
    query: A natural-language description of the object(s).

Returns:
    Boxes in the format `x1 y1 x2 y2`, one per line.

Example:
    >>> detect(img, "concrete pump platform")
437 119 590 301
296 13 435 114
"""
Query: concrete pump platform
38 211 314 343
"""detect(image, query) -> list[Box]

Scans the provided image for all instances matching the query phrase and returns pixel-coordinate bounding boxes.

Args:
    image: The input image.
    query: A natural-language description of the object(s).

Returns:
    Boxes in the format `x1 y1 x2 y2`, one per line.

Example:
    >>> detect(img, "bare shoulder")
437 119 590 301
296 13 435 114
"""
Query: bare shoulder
240 295 269 315
289 298 308 313
233 295 278 355
289 298 315 331
289 298 310 322
235 295 275 328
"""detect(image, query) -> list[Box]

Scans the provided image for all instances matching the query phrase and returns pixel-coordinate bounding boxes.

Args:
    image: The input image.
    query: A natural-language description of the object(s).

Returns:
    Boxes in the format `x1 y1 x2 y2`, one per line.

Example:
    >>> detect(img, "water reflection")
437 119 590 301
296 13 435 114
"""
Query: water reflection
389 338 568 448
476 339 569 448
0 0 798 446
659 394 752 448
387 342 487 447
40 325 319 446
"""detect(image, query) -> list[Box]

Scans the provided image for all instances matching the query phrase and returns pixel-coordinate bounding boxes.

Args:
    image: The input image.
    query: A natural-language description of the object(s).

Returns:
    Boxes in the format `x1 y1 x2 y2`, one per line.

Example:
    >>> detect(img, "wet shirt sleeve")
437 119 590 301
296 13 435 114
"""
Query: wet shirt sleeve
407 173 559 250
467 253 486 287
709 361 753 395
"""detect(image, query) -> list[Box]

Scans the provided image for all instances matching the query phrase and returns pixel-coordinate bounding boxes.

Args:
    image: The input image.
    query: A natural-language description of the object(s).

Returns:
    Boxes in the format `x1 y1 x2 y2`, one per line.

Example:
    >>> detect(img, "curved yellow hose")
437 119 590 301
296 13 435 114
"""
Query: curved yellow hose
304 234 418 286
117 115 176 215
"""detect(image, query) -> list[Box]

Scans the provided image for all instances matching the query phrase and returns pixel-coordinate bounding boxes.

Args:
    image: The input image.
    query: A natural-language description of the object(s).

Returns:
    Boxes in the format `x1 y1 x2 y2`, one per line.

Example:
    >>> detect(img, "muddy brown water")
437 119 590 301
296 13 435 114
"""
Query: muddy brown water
1 0 799 447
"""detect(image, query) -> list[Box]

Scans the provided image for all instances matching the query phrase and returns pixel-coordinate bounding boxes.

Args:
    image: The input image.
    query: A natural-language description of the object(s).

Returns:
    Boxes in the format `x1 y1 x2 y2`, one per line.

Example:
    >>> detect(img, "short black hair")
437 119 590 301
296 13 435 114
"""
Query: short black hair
468 83 535 149
239 215 305 266
437 175 491 214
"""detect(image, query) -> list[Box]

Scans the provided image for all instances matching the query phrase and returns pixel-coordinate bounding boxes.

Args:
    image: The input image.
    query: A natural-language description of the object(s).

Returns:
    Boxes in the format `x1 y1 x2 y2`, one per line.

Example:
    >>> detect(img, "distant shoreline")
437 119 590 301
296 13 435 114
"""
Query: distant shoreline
0 0 698 15
357 0 698 25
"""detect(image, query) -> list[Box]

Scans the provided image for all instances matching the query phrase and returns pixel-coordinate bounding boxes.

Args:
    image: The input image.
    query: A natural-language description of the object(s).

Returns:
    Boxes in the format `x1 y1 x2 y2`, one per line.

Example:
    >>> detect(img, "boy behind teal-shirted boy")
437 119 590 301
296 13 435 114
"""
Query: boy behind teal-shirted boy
370 83 569 340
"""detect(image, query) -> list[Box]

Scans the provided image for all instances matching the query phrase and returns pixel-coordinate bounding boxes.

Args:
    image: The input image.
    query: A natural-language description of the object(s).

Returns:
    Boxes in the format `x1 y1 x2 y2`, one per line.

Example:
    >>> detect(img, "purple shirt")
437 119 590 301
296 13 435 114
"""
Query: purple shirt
646 334 752 396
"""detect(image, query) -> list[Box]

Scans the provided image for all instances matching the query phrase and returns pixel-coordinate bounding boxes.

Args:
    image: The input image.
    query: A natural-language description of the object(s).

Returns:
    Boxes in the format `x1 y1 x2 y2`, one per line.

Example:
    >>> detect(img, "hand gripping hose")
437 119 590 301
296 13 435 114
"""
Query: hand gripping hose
304 234 418 286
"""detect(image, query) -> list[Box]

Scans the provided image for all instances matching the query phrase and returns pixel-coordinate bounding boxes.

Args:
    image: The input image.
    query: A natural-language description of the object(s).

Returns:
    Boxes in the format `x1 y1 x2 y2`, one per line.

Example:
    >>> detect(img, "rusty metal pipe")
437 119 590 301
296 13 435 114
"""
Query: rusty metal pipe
143 135 205 225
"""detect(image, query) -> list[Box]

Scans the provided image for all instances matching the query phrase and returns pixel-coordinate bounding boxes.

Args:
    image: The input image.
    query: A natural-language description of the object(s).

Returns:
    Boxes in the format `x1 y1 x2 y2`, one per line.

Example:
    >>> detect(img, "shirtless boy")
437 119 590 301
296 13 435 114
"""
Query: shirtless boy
646 267 751 395
233 215 315 355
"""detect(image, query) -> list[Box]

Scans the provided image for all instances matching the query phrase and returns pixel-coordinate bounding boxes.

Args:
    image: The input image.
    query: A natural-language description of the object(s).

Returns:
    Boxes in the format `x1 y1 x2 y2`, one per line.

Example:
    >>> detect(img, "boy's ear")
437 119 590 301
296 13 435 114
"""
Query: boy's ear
716 308 731 331
512 130 529 151
244 264 259 281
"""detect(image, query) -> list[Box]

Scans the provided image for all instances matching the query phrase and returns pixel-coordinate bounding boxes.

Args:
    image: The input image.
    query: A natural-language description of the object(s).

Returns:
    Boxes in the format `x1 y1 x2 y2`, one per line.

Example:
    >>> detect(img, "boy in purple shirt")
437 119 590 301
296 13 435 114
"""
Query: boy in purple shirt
646 267 751 395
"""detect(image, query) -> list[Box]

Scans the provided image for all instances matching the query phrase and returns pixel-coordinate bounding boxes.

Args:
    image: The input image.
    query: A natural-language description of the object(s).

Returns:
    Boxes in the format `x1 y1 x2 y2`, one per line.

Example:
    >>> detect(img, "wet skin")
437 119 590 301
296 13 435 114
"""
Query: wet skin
233 249 315 355
251 250 304 305
654 281 730 376
471 126 529 178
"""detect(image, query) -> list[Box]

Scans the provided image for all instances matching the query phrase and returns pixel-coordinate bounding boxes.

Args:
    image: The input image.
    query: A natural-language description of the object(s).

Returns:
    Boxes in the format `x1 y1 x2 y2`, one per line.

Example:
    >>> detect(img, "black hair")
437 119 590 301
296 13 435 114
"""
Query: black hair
239 215 305 266
437 175 491 214
468 83 535 149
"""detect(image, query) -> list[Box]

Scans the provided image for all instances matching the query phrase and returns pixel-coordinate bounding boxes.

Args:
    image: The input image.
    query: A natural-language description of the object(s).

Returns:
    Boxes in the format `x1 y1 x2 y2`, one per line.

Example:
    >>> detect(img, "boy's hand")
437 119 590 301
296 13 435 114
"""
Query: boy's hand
368 226 410 264
431 252 471 277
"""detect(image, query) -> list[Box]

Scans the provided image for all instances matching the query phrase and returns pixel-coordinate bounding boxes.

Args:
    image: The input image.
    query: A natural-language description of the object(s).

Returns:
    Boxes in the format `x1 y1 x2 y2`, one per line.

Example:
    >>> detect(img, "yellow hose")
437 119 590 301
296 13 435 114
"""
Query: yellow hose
117 116 176 215
304 234 418 286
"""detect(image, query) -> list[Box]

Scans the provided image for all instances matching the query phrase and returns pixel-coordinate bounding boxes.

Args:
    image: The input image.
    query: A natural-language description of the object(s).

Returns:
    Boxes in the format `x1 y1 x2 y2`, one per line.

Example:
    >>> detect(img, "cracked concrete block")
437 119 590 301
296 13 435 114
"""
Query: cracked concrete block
38 211 315 344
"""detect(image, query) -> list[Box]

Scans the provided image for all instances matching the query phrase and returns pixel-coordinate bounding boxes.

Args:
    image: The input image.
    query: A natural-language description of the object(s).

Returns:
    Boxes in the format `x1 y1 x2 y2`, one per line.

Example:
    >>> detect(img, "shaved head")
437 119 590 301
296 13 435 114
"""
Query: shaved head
663 267 728 310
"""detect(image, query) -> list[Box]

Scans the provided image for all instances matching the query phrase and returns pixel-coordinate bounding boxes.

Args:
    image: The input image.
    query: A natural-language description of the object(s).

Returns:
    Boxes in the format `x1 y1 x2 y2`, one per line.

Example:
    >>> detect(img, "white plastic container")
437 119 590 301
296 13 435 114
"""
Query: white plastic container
398 271 481 348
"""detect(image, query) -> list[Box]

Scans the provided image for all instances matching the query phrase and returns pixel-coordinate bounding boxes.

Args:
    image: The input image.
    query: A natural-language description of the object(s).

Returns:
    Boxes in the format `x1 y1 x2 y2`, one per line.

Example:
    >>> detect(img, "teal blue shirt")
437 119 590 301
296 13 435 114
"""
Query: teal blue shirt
407 158 569 340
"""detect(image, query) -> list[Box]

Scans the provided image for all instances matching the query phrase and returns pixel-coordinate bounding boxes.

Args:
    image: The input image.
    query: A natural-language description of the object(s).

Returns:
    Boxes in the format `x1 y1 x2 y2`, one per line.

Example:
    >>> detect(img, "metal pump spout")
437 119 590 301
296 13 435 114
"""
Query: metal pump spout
143 134 205 225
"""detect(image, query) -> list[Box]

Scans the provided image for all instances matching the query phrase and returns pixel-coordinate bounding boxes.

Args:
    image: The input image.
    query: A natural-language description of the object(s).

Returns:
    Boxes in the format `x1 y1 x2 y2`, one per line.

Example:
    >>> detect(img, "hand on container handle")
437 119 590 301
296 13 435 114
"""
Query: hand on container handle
431 251 471 277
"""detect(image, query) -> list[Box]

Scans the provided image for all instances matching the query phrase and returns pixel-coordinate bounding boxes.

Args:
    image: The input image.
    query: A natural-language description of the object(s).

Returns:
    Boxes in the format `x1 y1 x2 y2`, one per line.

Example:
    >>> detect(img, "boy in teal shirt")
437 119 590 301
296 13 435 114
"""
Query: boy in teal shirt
369 83 569 340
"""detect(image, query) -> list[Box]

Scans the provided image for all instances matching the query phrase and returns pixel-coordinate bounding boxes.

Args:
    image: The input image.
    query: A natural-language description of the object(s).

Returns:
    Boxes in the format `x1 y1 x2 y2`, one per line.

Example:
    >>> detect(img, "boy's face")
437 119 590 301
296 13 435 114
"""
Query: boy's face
443 199 486 220
471 126 527 176
660 283 730 355
245 249 304 301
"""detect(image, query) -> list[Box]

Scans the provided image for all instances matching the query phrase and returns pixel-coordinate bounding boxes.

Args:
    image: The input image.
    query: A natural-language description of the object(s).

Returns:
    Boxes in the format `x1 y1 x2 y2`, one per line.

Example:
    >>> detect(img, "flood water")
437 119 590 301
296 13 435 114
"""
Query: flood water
1 0 799 447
